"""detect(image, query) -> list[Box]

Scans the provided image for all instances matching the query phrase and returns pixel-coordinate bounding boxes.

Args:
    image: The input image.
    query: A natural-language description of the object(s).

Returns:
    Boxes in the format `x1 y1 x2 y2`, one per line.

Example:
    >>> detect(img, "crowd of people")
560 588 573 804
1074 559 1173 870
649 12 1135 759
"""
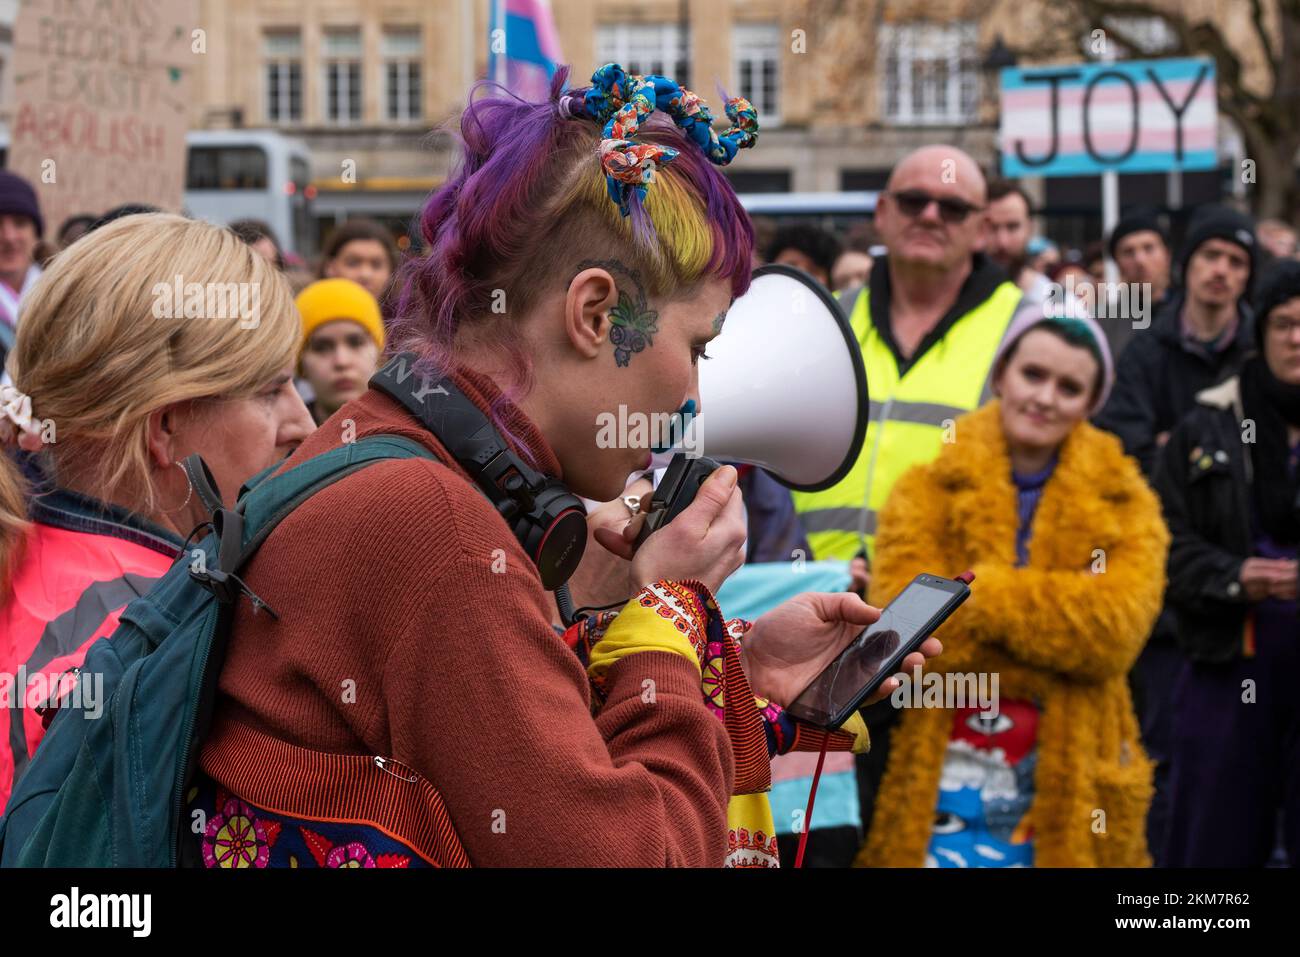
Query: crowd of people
756 147 1298 869
0 60 1295 869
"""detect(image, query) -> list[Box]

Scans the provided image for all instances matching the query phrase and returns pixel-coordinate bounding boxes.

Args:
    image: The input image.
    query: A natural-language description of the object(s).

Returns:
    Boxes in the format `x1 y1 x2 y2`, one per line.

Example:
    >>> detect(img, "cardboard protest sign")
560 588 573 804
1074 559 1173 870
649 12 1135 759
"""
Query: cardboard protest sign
7 0 199 230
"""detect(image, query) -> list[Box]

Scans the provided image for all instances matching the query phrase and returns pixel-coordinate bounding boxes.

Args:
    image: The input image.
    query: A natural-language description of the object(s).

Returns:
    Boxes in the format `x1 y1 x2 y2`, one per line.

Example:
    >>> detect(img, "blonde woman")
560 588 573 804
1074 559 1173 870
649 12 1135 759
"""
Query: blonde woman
0 214 314 808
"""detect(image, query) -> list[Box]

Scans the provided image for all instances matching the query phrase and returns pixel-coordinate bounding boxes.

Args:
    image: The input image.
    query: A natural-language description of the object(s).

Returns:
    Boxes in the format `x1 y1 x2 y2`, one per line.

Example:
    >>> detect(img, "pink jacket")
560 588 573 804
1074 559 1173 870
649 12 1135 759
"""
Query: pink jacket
1 510 177 808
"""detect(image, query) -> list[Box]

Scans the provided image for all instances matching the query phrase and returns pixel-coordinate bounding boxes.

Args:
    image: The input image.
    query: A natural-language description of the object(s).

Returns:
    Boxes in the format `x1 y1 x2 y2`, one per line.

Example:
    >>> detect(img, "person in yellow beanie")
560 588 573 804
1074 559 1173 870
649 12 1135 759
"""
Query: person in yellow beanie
295 277 385 425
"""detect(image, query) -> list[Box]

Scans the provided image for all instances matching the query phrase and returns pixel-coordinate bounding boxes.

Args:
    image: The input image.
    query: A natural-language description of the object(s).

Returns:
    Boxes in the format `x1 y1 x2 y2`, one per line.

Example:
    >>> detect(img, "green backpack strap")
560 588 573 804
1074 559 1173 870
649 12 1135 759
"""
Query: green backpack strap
185 435 439 613
178 434 440 868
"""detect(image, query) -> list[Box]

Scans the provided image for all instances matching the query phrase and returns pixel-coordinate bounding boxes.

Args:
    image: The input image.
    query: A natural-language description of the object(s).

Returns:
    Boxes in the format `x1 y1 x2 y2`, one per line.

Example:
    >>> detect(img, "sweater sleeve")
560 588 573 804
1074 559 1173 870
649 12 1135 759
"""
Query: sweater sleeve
380 478 734 867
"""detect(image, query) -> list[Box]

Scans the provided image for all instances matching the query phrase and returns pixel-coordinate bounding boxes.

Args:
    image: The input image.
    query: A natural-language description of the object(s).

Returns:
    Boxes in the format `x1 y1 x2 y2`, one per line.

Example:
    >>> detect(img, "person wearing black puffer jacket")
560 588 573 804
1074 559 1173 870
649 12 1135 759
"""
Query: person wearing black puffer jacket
1153 258 1300 867
1094 204 1258 866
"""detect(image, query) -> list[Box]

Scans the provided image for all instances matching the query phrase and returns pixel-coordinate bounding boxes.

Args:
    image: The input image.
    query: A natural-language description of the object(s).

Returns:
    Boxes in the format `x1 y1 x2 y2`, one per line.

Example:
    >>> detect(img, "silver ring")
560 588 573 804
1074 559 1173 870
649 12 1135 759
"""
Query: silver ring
622 494 641 517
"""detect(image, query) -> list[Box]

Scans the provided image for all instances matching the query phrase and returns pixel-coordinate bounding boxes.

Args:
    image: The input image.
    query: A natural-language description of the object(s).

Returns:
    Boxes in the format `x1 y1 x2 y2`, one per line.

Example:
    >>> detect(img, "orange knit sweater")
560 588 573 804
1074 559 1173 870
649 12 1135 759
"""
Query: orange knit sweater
202 371 736 866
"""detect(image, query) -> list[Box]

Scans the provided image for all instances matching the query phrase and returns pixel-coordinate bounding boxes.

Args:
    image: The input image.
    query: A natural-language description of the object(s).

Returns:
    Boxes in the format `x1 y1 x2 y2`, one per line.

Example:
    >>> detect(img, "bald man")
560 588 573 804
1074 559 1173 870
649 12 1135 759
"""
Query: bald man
793 145 1028 565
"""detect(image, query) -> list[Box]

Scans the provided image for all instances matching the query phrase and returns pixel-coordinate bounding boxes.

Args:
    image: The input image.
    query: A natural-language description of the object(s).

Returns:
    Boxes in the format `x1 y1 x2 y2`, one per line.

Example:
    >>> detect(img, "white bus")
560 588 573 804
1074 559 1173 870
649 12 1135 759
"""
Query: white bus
184 129 315 256
0 127 316 255
737 191 879 235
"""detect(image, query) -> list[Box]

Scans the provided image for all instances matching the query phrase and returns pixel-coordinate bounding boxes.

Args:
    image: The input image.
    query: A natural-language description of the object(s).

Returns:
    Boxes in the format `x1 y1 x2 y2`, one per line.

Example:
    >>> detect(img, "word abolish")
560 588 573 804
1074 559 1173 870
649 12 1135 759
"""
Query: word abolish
50 887 151 938
890 666 1000 718
595 404 702 457
151 276 261 330
0 666 103 720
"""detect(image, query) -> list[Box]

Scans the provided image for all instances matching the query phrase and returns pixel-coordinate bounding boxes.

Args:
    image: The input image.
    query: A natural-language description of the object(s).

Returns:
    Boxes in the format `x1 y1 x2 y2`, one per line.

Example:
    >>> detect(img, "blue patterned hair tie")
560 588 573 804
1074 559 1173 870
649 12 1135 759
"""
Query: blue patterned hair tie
579 63 760 216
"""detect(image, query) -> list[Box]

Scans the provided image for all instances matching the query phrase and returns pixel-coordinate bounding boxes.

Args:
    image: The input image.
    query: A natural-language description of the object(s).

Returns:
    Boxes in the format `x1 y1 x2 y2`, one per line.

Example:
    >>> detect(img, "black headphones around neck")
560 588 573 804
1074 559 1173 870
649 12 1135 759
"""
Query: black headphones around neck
369 354 588 591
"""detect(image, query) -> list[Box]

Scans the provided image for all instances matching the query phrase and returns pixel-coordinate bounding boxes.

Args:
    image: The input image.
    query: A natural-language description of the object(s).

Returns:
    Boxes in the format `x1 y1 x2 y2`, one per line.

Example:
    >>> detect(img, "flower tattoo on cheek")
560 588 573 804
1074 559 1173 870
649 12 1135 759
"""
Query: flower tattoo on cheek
712 312 726 336
576 258 659 368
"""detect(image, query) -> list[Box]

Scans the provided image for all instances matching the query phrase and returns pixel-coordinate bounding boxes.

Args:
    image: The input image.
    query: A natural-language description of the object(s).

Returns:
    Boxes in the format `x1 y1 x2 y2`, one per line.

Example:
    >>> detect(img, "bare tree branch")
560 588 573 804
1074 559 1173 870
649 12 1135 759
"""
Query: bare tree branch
1075 1 1266 109
1058 0 1299 217
1248 0 1279 84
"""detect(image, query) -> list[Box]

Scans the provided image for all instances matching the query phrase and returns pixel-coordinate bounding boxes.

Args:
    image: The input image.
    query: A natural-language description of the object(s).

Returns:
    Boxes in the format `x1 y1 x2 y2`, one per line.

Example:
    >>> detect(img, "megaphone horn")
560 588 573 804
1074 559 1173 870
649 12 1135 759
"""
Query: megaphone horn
679 263 868 492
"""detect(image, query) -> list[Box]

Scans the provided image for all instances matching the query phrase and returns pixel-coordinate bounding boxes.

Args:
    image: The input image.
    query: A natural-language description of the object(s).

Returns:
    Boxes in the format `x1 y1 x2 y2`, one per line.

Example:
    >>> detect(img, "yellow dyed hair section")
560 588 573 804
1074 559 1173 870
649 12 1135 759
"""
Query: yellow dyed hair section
561 160 715 298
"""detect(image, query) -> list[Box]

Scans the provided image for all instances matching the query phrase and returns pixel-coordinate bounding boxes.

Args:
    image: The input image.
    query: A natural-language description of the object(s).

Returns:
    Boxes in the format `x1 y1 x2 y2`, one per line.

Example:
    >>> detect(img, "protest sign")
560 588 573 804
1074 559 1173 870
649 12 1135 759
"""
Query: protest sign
7 0 199 229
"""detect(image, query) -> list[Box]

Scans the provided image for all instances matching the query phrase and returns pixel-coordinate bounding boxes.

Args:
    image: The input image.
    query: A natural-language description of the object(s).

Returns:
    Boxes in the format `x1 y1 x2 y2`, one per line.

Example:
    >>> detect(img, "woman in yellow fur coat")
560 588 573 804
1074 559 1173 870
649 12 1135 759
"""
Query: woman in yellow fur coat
856 311 1169 868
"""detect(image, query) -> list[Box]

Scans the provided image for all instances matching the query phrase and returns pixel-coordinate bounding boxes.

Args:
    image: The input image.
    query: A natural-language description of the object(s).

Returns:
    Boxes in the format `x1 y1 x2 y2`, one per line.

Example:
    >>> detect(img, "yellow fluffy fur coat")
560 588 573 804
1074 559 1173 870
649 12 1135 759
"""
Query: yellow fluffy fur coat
855 401 1169 868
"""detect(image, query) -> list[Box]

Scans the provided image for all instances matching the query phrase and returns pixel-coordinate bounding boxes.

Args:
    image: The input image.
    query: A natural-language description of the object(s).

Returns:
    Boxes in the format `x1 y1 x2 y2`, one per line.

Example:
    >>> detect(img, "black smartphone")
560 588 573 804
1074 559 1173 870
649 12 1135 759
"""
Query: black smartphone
784 573 971 729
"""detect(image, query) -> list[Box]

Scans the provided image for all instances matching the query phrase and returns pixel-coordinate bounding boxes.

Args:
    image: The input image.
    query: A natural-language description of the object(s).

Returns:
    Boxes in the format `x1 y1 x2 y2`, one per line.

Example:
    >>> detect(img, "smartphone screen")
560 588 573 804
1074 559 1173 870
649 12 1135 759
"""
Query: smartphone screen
784 575 968 728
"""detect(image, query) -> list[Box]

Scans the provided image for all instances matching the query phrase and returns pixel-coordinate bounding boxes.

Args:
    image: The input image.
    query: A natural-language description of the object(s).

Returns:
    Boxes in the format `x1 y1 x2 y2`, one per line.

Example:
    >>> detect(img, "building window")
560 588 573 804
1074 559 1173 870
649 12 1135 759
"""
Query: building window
323 28 362 124
384 27 422 123
264 31 302 124
733 23 780 126
841 169 891 191
878 21 979 126
596 23 689 88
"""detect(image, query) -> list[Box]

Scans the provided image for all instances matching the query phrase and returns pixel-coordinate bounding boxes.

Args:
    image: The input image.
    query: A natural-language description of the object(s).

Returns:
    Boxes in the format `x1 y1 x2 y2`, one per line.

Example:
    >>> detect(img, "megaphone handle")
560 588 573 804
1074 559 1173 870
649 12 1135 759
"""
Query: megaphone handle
634 453 722 547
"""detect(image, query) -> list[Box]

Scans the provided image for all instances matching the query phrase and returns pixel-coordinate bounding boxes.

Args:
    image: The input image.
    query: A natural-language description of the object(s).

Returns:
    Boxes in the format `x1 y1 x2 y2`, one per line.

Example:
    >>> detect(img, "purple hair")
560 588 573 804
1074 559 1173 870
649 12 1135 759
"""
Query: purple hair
389 65 755 396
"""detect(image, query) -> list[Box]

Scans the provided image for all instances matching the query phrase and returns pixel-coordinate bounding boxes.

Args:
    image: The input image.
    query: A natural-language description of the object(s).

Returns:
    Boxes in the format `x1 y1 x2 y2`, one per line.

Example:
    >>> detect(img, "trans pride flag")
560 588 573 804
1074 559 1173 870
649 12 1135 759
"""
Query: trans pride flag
488 0 563 100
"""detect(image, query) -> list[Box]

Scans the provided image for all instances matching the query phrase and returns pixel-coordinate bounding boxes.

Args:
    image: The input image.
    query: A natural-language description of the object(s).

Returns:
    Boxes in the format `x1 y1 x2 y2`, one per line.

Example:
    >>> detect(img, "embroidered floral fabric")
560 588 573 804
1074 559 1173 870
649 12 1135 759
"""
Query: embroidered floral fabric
188 778 431 868
565 581 856 867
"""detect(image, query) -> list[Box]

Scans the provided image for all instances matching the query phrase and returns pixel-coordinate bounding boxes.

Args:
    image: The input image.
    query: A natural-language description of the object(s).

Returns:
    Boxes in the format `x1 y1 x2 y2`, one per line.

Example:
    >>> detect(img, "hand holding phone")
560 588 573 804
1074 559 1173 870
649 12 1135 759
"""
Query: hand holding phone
783 573 970 728
741 590 942 712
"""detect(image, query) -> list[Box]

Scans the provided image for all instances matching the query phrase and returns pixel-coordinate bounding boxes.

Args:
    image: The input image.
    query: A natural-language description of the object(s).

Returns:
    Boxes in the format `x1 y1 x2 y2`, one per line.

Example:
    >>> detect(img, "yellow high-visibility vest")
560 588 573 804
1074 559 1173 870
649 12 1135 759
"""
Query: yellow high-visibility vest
792 280 1022 561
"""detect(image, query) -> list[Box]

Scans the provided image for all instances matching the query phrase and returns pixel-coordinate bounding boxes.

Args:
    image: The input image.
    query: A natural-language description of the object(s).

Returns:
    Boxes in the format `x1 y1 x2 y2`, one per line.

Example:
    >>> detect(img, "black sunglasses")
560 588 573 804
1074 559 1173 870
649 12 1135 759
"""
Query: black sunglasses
888 190 983 224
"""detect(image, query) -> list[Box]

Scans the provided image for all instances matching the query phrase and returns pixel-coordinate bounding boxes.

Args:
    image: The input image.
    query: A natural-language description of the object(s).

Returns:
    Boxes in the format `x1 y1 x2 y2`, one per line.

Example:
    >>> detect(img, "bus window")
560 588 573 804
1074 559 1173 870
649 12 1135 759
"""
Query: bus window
187 147 270 190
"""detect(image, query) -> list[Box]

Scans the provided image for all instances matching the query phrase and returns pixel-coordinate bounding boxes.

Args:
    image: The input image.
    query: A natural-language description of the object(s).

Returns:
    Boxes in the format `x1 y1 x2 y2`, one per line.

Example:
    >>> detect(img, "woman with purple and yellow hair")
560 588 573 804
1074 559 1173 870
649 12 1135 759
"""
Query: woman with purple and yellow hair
190 65 935 868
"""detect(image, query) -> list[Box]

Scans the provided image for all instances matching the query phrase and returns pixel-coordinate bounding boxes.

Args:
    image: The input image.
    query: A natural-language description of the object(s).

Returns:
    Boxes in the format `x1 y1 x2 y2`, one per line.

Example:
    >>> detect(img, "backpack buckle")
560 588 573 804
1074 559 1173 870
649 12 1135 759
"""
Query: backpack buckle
189 565 280 619
34 667 81 729
188 565 241 604
187 505 281 619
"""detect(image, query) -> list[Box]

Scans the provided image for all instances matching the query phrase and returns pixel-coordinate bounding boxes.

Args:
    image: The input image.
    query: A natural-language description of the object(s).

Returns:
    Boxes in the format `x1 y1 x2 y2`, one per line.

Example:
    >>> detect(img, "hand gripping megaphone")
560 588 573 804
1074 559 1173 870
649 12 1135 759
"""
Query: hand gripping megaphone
637 263 869 540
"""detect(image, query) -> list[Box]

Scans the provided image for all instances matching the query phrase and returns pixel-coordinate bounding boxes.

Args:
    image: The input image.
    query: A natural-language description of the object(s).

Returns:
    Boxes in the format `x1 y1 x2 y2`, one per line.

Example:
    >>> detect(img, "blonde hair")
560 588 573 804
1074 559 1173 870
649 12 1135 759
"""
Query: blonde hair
0 213 300 581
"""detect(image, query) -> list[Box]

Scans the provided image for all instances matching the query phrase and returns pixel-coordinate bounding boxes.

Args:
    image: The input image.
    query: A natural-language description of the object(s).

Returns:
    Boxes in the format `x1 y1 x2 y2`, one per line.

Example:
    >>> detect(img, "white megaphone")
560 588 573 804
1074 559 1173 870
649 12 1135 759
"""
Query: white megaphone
634 265 868 542
683 263 868 489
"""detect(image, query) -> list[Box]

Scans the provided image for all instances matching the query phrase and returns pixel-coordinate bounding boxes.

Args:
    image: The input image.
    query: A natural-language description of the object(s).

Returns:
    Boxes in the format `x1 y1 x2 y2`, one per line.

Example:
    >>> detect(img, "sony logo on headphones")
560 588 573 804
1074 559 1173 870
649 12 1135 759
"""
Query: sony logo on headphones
553 531 579 567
